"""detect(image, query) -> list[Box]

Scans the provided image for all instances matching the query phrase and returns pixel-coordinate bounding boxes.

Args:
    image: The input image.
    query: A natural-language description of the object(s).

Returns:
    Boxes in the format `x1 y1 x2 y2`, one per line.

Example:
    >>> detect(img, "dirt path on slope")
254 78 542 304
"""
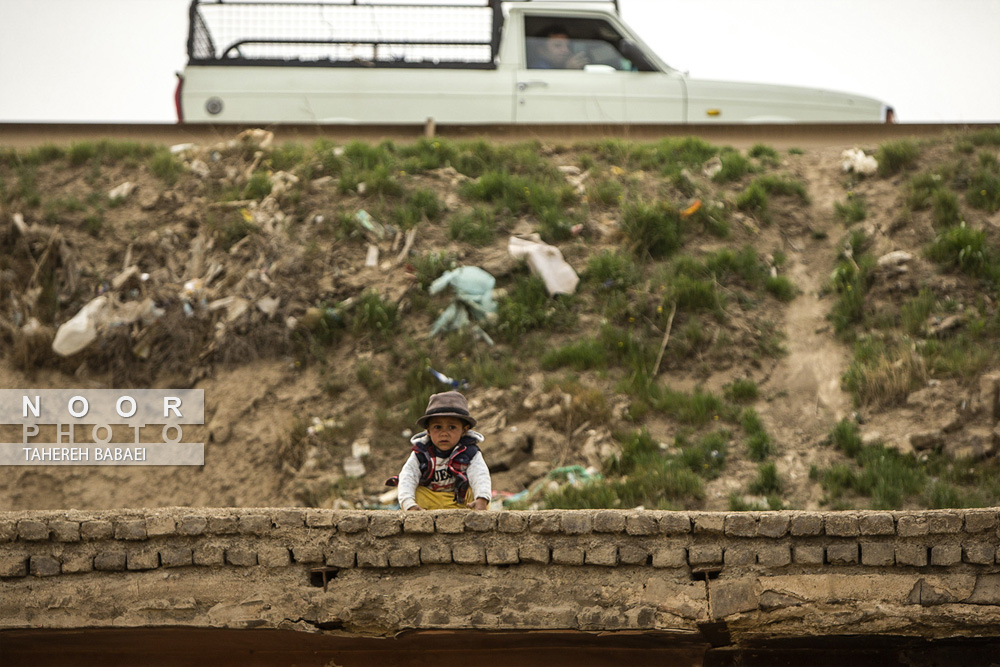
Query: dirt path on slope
755 147 855 508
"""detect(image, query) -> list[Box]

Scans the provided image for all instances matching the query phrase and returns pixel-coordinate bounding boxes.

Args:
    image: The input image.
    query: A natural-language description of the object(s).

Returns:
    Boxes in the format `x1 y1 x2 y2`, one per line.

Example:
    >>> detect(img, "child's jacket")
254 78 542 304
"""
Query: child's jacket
387 430 491 510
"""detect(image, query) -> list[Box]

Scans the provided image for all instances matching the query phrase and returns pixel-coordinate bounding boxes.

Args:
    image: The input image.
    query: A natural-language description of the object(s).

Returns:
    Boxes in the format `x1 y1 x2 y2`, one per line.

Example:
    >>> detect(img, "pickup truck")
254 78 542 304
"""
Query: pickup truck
177 0 894 125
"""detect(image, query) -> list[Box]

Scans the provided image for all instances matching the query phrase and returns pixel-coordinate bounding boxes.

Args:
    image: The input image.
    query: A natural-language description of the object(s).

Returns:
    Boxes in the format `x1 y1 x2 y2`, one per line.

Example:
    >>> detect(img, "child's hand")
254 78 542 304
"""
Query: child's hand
470 498 489 511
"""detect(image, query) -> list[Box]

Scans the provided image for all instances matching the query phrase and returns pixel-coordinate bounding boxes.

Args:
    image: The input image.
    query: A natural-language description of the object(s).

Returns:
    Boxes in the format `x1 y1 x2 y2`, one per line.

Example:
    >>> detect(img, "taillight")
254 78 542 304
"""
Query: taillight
174 72 184 124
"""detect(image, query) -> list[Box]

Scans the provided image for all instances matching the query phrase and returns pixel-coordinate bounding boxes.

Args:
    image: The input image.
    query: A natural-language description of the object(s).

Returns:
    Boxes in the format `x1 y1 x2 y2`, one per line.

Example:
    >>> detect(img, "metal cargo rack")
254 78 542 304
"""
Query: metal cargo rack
186 0 619 68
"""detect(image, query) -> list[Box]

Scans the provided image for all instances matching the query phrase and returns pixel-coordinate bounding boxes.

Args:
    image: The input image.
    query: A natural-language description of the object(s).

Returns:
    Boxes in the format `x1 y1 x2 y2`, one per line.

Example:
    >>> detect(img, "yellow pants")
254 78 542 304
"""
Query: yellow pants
414 486 474 510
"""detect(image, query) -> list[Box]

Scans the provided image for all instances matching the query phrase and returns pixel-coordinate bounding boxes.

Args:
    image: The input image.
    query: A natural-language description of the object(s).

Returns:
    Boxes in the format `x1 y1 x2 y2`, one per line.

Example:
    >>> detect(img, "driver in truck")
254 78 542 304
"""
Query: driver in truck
529 25 589 70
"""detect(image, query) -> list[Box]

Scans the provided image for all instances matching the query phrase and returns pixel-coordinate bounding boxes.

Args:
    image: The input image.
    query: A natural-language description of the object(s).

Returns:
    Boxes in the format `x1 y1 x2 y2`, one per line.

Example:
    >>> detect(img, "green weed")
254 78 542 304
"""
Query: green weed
723 378 758 403
492 274 576 343
448 206 502 246
749 462 783 495
541 338 608 371
678 430 729 480
392 188 441 228
269 142 307 172
712 151 754 183
906 171 945 210
588 178 624 207
748 143 781 165
243 171 273 200
585 249 642 290
410 251 456 290
843 339 926 409
654 387 737 426
664 274 724 315
876 140 920 176
149 150 184 186
926 221 994 279
901 289 936 336
834 194 867 223
208 210 257 250
830 419 863 457
967 161 1000 212
931 189 962 227
351 289 400 341
765 276 797 302
620 200 682 259
747 431 775 462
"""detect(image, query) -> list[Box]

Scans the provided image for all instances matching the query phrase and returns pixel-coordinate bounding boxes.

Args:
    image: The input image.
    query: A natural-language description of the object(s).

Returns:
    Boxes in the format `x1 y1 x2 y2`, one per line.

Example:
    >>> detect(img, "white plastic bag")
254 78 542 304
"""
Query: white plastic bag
52 296 108 356
508 236 579 296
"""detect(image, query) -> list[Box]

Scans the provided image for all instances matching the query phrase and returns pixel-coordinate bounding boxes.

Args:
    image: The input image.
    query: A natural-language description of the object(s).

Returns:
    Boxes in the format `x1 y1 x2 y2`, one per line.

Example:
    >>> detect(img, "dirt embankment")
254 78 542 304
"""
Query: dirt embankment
2 129 999 512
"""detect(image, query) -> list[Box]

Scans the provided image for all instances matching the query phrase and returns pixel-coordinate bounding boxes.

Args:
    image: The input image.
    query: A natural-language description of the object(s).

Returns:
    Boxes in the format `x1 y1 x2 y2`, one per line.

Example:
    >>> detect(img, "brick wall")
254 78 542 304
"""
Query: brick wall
4 508 1000 638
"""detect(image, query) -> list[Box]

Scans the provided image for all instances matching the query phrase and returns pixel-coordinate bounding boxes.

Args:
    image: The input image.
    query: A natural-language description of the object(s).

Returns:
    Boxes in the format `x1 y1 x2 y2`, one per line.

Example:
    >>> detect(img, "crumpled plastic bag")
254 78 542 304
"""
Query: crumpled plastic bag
52 296 109 356
508 235 579 296
428 266 497 342
841 148 878 175
52 296 165 357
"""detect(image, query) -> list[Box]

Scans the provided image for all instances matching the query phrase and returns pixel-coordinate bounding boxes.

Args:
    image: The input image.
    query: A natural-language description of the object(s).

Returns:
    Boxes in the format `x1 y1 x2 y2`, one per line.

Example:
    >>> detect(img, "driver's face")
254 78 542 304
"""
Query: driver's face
543 34 571 65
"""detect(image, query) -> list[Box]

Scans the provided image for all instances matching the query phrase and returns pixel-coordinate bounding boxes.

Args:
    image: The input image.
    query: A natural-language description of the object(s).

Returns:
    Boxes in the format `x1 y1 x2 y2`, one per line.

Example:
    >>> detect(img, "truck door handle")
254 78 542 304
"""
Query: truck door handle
518 80 549 91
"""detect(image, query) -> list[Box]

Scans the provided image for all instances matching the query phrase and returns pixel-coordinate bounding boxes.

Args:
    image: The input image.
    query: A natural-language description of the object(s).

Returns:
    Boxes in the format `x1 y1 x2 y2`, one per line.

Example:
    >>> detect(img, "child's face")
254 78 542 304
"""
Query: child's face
426 416 469 451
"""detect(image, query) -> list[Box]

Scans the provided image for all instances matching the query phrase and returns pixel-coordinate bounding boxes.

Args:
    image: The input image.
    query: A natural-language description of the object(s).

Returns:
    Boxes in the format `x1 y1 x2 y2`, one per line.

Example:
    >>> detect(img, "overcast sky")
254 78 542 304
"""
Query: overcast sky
1 0 998 124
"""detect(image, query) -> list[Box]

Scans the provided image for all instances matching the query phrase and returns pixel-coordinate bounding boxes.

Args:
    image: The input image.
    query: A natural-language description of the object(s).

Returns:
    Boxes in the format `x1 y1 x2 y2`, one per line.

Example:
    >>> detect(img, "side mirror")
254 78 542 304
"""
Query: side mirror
618 39 656 72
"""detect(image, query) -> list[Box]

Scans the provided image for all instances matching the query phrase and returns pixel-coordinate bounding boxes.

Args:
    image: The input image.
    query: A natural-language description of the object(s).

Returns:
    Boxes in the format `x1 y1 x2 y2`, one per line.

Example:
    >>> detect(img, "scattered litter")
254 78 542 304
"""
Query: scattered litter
237 128 274 149
208 296 234 312
558 164 589 194
11 212 28 236
256 295 281 318
703 156 723 179
108 182 136 201
428 367 468 390
111 265 141 290
183 279 204 296
170 143 196 155
51 296 108 356
351 439 371 459
224 298 249 322
877 250 913 268
268 170 299 198
428 266 497 342
394 227 417 265
496 465 602 509
188 159 210 178
508 235 579 296
841 148 878 175
365 244 380 267
680 199 702 218
342 456 366 478
355 210 384 239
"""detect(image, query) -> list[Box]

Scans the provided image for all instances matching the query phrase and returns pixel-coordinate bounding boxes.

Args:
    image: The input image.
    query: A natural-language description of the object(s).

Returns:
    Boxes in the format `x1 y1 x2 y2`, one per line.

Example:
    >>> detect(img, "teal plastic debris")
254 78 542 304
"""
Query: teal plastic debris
428 266 497 344
354 210 384 239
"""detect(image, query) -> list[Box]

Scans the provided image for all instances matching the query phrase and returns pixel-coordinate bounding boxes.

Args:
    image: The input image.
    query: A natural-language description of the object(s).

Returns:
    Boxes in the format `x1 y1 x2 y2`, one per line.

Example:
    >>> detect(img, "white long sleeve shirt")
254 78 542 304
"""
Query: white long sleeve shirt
396 432 492 511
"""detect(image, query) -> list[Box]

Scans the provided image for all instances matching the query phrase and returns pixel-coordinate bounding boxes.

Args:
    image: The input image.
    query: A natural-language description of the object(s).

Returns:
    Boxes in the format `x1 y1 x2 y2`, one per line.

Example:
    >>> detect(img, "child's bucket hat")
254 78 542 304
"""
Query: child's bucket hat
416 391 477 429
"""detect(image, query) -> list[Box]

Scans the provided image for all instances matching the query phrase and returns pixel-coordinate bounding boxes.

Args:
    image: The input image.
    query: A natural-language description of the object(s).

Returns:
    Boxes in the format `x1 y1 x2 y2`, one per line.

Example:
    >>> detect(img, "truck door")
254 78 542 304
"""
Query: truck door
516 19 625 123
621 69 686 124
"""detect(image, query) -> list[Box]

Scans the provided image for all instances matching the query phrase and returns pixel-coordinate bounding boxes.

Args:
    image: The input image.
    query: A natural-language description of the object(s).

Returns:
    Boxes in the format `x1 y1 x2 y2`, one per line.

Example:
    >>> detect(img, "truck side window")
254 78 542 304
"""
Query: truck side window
525 19 636 71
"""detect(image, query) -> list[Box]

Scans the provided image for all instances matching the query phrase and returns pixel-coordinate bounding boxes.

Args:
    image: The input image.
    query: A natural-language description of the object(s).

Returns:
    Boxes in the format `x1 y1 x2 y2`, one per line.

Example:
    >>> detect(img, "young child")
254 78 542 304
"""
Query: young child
390 391 491 511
